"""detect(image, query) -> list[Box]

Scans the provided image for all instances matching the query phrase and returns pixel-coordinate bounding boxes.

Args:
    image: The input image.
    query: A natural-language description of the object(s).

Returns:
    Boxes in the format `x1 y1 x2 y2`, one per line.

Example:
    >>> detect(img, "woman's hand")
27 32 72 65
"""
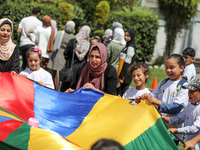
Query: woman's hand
83 83 103 93
65 88 75 93
168 128 178 134
161 116 169 123
117 78 123 83
83 83 96 90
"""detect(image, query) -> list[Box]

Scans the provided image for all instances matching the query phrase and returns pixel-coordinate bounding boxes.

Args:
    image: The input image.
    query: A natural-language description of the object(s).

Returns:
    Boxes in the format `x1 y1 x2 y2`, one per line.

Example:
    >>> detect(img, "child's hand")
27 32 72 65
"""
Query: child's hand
65 88 75 93
184 139 196 150
141 93 161 106
135 96 142 104
161 116 169 123
168 128 178 134
19 74 27 78
38 80 45 86
10 71 17 74
83 83 95 90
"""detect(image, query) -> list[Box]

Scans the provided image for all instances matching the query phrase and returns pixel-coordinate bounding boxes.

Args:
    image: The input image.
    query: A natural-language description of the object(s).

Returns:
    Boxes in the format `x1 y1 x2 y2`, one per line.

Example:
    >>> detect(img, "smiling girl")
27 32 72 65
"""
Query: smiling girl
122 63 150 105
20 47 54 89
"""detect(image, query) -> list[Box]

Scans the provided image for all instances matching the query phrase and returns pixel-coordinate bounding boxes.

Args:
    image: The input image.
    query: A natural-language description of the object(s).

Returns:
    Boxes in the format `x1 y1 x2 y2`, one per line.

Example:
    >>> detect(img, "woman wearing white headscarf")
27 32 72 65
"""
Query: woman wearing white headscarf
60 25 91 92
47 21 75 90
106 28 126 72
0 18 20 73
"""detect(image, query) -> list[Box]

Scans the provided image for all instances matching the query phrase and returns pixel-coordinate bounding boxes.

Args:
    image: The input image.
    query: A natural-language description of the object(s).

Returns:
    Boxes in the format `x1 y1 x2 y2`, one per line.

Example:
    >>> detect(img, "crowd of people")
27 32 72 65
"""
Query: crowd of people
0 6 200 150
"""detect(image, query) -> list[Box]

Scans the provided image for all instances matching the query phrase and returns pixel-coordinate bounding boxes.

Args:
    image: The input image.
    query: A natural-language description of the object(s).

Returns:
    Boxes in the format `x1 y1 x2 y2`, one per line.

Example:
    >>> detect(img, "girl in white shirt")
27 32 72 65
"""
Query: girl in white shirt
20 47 54 89
122 63 150 105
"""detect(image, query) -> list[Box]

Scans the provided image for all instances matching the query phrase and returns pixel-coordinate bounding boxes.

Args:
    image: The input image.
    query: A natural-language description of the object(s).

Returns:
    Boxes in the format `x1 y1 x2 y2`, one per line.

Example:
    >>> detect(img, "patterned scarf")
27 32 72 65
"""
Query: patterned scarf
0 18 16 61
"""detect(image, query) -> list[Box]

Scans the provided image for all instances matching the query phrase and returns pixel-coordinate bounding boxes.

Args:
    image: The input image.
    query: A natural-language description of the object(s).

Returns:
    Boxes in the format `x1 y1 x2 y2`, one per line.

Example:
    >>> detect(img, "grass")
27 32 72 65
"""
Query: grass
130 68 168 89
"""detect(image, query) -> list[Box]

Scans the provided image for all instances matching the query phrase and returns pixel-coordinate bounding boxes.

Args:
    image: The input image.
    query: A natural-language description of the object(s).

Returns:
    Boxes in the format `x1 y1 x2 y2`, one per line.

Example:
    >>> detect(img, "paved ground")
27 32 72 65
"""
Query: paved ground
194 59 200 79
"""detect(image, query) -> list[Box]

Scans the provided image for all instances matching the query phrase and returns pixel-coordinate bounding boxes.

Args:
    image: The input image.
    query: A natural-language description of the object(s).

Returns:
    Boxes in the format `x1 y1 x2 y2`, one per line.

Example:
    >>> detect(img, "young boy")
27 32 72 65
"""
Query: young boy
182 47 196 83
162 79 200 150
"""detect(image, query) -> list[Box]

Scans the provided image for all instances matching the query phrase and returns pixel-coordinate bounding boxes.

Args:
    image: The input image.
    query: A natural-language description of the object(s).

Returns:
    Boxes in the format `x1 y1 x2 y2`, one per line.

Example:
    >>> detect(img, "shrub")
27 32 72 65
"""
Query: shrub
106 6 159 62
93 30 104 36
95 1 110 25
58 2 74 30
0 2 61 45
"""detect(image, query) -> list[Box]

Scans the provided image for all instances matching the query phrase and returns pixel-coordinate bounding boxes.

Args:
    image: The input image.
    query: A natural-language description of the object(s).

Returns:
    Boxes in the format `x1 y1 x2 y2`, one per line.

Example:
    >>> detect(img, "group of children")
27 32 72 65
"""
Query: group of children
124 48 199 149
18 39 199 149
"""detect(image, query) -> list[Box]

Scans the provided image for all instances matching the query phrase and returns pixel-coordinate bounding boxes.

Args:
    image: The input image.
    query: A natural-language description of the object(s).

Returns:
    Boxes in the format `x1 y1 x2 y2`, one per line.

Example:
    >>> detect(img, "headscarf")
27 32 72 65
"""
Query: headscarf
111 22 123 32
51 20 58 36
0 18 16 61
125 29 136 46
75 25 91 61
103 29 112 39
65 21 75 34
42 15 51 27
112 28 126 45
76 43 108 90
42 16 55 52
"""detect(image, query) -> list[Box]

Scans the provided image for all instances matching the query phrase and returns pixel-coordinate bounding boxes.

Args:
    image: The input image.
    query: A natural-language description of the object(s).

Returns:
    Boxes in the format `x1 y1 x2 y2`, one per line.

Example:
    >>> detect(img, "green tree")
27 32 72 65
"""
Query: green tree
106 6 159 62
158 0 200 58
95 1 110 26
58 2 74 29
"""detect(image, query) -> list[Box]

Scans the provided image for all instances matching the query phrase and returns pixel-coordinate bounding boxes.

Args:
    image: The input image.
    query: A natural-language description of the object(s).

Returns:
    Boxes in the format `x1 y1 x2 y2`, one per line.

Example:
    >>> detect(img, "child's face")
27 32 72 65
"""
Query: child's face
165 58 184 81
132 68 148 90
183 54 194 66
188 89 200 105
28 53 41 71
125 32 131 43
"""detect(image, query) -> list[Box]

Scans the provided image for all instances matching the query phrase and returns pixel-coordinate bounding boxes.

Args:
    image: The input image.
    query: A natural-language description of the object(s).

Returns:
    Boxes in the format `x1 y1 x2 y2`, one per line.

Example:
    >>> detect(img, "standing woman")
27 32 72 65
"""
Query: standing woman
26 15 55 70
117 29 136 96
60 25 91 92
0 18 20 73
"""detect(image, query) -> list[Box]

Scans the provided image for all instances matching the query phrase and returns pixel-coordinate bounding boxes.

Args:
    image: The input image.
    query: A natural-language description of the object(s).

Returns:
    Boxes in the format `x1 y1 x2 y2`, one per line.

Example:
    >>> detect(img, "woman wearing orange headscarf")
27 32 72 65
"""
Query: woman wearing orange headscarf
26 15 55 69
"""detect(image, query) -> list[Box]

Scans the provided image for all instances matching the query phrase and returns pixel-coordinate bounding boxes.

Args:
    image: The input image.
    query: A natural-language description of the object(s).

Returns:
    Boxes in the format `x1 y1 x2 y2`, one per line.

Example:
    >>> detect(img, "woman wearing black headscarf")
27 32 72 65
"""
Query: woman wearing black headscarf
117 29 137 96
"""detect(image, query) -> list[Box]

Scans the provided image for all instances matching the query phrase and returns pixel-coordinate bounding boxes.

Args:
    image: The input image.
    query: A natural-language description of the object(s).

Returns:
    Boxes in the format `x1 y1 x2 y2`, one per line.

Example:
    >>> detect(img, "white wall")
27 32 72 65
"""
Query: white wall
152 22 200 61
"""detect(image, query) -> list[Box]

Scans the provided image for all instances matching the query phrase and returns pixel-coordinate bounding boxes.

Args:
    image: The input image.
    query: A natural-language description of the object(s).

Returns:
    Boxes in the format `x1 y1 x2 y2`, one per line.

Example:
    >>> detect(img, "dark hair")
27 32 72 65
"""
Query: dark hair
91 139 124 150
26 47 42 60
91 46 99 51
0 20 12 30
167 54 185 75
32 7 41 15
128 63 150 83
182 47 196 57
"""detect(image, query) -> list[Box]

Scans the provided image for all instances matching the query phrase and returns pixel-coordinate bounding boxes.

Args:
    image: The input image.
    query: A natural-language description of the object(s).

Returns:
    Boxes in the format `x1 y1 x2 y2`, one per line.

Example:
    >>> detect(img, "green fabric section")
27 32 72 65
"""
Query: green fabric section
0 107 23 121
0 141 20 150
124 118 178 150
4 123 31 150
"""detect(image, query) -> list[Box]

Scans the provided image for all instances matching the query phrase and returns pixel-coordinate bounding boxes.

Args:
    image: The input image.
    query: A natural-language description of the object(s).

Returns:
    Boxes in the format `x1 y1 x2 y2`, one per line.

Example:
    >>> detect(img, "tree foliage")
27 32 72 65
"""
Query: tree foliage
58 2 74 30
106 7 159 62
158 0 200 57
95 1 110 25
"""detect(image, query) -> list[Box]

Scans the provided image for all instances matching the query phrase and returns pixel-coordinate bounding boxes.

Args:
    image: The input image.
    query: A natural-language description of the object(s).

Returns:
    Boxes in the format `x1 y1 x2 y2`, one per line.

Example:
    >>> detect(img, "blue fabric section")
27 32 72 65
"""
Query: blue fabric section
160 102 183 114
0 115 14 122
33 82 104 137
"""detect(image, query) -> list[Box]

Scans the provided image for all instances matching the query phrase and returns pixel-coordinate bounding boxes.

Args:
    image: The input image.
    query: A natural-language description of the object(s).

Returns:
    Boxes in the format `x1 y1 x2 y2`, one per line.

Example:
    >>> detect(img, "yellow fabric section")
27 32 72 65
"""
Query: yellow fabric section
67 95 160 149
0 110 22 121
28 127 84 150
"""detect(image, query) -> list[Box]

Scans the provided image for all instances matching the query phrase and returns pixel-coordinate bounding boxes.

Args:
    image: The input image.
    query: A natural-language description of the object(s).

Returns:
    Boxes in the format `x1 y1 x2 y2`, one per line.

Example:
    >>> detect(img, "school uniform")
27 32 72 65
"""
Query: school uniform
122 87 150 105
183 64 196 83
169 102 200 150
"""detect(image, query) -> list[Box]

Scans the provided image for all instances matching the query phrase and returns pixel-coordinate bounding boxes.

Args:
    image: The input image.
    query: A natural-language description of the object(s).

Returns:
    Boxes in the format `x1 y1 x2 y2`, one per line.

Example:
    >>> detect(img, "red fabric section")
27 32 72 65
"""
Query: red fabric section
0 120 23 141
0 73 34 122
